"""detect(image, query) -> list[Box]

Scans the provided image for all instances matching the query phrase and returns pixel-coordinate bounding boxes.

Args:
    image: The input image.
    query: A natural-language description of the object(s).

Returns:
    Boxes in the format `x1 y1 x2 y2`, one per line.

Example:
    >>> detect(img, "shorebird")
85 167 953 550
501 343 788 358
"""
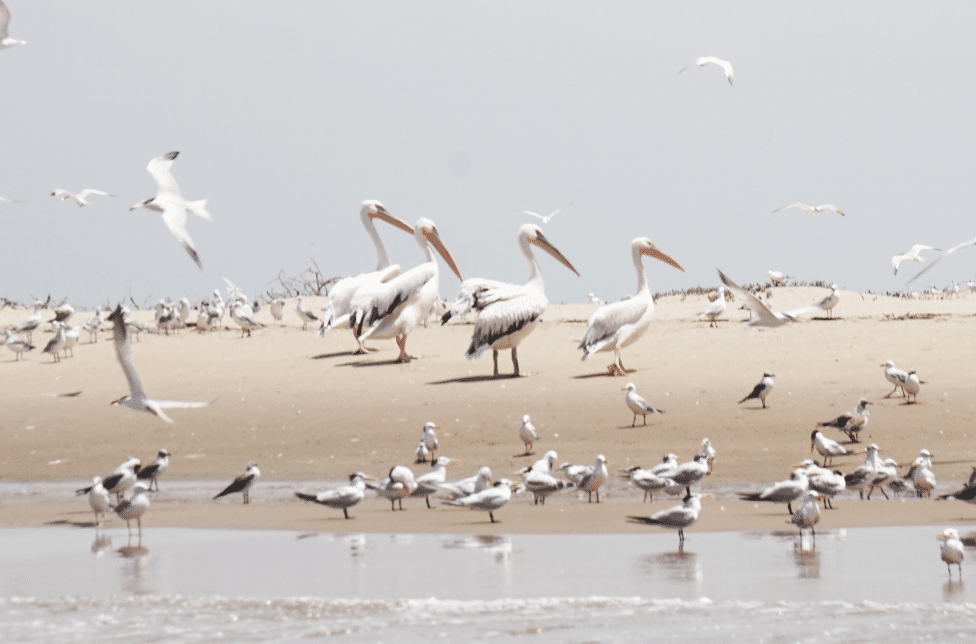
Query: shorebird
519 414 538 455
816 284 840 318
62 325 80 357
86 477 112 526
905 370 922 403
882 360 910 398
791 490 821 538
419 422 439 461
136 449 170 492
75 456 142 501
269 298 285 325
296 296 318 330
107 305 212 423
700 286 726 327
892 245 940 275
624 466 680 503
844 443 882 500
14 302 43 342
587 293 605 305
678 56 734 85
718 270 820 326
938 528 965 578
520 452 573 505
51 188 115 207
367 465 418 510
3 329 33 361
296 473 373 519
657 454 709 496
907 237 976 285
810 430 853 467
411 457 454 508
699 438 717 474
230 300 262 337
738 468 809 515
818 398 871 443
83 308 105 343
628 493 704 543
438 466 492 500
738 372 774 408
576 454 608 503
114 482 151 538
42 322 66 363
771 203 845 216
801 461 845 509
623 382 663 426
445 479 521 523
767 270 790 285
0 0 26 50
129 151 211 270
213 461 260 503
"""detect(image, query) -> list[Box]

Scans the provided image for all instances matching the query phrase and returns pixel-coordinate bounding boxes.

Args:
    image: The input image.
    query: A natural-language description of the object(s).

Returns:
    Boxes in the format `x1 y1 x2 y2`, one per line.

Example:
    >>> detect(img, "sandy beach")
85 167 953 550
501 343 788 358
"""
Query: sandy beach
3 288 976 535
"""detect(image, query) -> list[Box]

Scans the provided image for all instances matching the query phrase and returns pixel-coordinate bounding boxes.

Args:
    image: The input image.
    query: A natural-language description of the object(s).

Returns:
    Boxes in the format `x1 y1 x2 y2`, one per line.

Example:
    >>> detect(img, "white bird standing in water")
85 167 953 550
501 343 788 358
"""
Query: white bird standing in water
114 481 151 538
938 528 965 578
442 224 579 377
678 56 734 85
349 218 462 361
519 415 538 455
791 490 821 538
129 151 211 270
623 382 663 426
578 238 684 375
628 493 704 543
87 477 112 526
575 454 609 503
317 201 416 336
107 306 211 423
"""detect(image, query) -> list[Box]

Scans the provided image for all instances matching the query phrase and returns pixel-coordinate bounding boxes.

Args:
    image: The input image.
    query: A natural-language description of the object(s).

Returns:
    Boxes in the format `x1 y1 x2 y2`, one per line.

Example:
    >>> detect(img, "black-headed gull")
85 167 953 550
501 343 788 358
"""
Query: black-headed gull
213 461 260 503
738 372 774 408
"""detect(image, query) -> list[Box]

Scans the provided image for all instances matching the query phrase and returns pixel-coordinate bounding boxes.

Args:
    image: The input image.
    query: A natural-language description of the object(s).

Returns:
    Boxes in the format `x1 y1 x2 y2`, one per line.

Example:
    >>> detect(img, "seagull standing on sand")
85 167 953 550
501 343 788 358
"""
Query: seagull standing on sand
587 293 604 305
269 298 285 325
411 457 453 508
296 473 373 519
818 398 871 443
114 481 151 538
438 466 492 500
129 151 211 270
882 360 910 398
136 449 170 492
42 322 66 363
678 56 734 85
791 490 821 538
520 452 573 505
578 238 684 375
699 438 717 474
801 461 845 509
107 305 212 423
817 284 840 318
738 469 809 515
658 454 709 496
296 296 318 331
14 302 43 342
213 461 260 503
738 372 774 408
892 245 940 275
519 415 538 455
771 203 846 216
844 443 882 500
419 422 439 461
4 329 33 360
51 189 115 207
905 370 922 403
576 454 609 503
623 382 664 426
767 270 790 285
368 465 419 510
625 466 680 502
938 528 965 578
811 430 853 467
700 286 726 327
0 0 26 49
628 493 704 543
445 479 520 523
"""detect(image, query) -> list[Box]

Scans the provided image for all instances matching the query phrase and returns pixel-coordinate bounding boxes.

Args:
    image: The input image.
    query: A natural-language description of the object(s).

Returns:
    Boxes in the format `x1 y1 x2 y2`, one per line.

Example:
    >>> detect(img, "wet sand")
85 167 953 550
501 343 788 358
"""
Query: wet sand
2 289 976 534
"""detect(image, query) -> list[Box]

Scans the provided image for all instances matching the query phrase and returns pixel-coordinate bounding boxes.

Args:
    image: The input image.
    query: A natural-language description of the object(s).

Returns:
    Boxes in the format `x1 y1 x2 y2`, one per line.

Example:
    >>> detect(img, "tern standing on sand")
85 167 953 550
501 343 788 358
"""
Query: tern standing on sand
739 372 774 408
628 493 704 543
623 382 663 426
214 461 260 504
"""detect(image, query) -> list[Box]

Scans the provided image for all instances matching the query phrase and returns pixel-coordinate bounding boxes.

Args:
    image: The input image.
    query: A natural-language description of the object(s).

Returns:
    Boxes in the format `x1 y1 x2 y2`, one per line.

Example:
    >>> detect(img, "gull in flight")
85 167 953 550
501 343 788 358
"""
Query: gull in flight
519 414 538 455
295 472 374 519
892 244 940 275
51 189 115 207
516 201 573 225
771 203 845 216
818 398 871 443
213 461 260 503
628 493 704 543
907 237 976 284
0 0 26 49
107 305 212 423
129 151 211 270
0 193 26 203
738 372 774 408
623 382 663 426
938 528 965 578
678 56 734 86
719 269 823 326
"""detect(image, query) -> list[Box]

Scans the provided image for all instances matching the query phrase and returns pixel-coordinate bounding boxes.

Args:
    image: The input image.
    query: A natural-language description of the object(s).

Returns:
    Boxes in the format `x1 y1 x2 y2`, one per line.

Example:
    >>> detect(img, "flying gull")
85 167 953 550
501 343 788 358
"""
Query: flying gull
678 57 734 85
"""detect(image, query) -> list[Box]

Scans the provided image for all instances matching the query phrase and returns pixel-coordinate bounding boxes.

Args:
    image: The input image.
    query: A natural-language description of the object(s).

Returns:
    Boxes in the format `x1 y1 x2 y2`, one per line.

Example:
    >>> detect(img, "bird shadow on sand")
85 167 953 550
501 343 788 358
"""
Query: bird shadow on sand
312 350 364 360
514 452 534 458
45 519 99 528
810 317 844 322
337 359 410 368
573 371 627 379
428 374 523 385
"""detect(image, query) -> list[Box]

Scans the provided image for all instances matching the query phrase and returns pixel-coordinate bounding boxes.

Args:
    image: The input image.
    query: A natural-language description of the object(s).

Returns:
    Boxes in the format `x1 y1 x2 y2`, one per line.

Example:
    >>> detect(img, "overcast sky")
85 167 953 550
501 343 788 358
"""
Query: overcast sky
2 2 975 308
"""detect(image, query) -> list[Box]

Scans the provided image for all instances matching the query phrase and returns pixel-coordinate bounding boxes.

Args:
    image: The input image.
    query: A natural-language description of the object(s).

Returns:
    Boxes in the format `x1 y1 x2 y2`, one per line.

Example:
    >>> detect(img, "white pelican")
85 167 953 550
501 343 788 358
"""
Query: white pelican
317 201 415 336
442 223 579 377
349 218 461 361
738 372 774 408
296 473 373 519
51 188 115 207
578 238 684 375
938 528 965 578
0 0 26 49
700 286 726 327
771 203 846 216
678 56 734 85
107 305 212 423
628 493 704 543
213 461 260 503
892 244 940 275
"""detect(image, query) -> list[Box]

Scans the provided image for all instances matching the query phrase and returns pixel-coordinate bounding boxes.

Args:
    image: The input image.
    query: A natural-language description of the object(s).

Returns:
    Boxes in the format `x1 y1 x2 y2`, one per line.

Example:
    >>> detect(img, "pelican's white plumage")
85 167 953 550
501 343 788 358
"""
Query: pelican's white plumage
443 223 579 377
317 201 415 336
771 202 845 216
0 0 26 49
579 238 684 375
51 188 115 207
892 244 940 275
678 56 734 85
107 305 211 423
129 151 211 270
349 218 461 361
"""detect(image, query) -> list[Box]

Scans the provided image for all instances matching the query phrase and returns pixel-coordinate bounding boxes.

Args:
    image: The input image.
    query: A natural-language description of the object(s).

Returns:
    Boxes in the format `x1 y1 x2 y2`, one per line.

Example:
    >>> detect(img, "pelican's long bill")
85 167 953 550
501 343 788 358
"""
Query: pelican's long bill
529 231 579 276
423 226 463 281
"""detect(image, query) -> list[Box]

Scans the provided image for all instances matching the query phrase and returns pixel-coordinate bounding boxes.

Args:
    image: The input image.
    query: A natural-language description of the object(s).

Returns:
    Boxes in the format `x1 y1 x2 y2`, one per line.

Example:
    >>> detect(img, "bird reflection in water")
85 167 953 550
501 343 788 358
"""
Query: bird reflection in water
792 535 820 579
91 534 112 558
943 579 965 602
116 542 152 595
442 534 513 565
635 546 702 583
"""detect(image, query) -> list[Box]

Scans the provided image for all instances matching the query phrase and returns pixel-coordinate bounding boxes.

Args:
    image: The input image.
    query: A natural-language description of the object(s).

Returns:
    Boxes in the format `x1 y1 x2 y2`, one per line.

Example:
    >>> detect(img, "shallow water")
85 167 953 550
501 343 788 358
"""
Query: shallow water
2 525 975 643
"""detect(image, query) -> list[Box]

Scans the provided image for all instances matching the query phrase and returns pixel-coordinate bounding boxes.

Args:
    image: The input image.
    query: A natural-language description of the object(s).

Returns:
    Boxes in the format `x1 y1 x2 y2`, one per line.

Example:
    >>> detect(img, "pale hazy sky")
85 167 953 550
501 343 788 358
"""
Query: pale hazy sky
2 2 975 308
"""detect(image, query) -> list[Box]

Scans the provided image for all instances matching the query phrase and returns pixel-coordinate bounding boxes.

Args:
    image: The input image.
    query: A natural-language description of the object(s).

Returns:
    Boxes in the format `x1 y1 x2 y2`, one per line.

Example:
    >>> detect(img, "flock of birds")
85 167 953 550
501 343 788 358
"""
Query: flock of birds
2 4 972 576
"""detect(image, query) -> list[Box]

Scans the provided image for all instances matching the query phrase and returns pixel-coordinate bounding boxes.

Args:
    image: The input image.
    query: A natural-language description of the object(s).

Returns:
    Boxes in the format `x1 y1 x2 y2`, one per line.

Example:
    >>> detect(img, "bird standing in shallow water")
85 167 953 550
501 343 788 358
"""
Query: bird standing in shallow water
214 461 260 504
938 528 964 578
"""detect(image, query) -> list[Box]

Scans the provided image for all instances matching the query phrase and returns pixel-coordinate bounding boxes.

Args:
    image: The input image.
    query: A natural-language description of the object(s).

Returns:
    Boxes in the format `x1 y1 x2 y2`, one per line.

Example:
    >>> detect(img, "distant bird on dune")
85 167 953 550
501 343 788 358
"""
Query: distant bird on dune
129 151 211 270
678 56 734 86
51 188 115 207
699 286 726 327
